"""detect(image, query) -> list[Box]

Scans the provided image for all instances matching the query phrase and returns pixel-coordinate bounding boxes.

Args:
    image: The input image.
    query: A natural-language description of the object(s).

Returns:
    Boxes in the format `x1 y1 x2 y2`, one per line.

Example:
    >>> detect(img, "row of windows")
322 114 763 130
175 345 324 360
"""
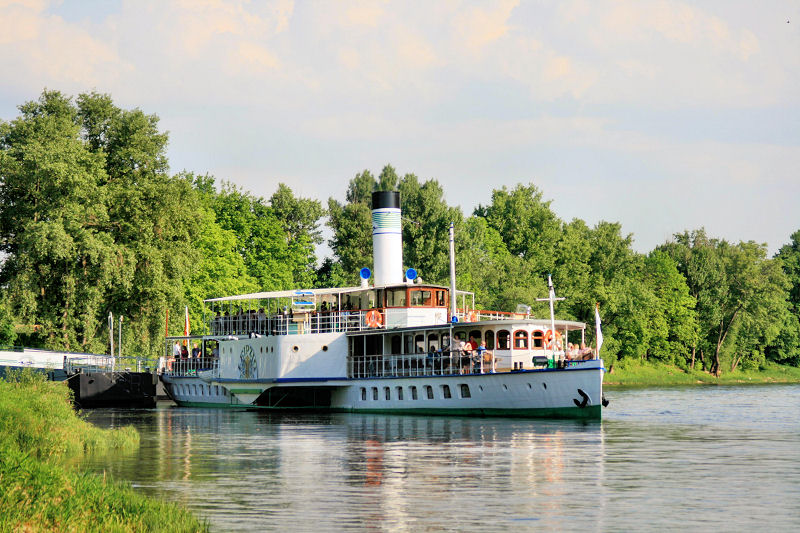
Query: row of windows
381 327 550 356
360 384 471 401
174 383 228 397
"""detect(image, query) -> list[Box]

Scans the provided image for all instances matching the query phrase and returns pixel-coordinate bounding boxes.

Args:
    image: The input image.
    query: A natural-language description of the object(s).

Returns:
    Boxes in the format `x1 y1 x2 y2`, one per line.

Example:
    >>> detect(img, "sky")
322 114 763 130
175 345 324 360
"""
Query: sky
1 0 798 257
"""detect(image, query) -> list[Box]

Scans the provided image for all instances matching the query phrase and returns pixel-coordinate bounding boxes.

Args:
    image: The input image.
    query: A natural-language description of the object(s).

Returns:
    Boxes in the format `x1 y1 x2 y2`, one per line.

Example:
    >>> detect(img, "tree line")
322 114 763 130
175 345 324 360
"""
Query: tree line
1 91 798 374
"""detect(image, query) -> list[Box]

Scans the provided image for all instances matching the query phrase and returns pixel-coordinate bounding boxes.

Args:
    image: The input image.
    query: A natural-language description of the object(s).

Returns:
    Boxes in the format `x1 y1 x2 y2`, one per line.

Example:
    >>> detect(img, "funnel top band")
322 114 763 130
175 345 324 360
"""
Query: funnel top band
372 191 400 209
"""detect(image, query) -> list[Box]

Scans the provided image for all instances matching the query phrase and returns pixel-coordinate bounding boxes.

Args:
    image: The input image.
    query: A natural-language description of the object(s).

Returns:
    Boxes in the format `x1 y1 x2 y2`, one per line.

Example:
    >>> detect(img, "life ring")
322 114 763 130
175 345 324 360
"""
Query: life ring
467 311 478 322
365 309 383 328
543 330 562 349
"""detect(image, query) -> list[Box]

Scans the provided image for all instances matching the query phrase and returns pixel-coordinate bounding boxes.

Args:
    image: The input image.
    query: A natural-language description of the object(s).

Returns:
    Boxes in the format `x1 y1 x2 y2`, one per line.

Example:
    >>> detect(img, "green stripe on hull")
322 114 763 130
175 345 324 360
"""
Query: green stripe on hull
174 401 250 409
337 405 601 420
172 401 601 419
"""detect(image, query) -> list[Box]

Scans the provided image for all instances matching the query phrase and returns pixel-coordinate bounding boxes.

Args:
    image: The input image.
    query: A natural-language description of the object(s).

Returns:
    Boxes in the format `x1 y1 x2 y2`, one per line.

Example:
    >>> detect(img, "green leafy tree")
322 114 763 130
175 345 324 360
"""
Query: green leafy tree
768 230 800 365
0 90 204 356
268 183 324 288
662 231 789 374
0 91 116 351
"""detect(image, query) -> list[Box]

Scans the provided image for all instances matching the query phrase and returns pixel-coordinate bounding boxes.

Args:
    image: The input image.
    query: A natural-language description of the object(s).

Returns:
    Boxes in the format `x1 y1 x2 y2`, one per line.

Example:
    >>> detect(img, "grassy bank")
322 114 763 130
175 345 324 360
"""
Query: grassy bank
0 369 207 533
604 360 800 387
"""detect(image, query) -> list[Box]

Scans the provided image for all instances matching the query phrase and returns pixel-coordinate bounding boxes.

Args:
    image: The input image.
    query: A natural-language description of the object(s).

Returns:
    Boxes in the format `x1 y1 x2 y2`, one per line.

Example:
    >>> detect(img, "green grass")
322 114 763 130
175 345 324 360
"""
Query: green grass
0 369 208 533
604 360 800 387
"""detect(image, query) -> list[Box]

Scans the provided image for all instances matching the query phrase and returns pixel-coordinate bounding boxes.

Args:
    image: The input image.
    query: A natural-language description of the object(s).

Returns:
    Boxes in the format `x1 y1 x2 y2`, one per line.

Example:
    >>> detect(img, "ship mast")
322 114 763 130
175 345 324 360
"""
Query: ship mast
536 274 565 358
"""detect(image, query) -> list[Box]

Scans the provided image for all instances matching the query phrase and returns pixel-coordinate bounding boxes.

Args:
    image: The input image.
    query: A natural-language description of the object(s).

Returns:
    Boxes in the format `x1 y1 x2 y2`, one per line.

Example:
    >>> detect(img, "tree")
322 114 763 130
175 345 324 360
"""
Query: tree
662 231 789 375
0 91 116 351
269 183 324 288
476 184 561 275
0 90 204 356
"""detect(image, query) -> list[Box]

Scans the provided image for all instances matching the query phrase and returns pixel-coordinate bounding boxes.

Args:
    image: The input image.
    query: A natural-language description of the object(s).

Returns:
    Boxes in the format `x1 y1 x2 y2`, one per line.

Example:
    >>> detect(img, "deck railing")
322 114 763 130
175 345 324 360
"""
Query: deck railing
208 309 388 336
348 350 506 379
161 357 218 378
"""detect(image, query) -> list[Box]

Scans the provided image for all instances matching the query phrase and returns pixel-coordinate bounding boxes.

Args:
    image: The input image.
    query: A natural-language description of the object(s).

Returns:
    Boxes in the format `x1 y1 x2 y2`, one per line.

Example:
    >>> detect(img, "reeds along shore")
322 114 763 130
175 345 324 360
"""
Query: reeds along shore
0 369 208 533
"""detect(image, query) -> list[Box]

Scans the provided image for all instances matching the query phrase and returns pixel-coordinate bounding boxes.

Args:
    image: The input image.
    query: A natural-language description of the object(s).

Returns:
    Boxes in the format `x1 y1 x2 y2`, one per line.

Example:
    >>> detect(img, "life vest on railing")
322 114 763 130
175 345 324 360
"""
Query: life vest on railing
365 309 384 328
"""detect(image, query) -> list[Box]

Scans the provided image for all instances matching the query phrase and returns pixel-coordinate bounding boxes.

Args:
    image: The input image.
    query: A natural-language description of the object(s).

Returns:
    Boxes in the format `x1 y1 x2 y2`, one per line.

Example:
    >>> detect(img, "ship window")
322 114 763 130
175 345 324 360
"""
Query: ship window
396 386 404 400
386 288 407 307
425 385 434 399
497 330 510 350
460 384 471 398
435 290 447 307
514 330 529 349
485 330 495 350
390 335 401 355
442 384 452 399
532 330 544 348
469 330 482 344
441 333 450 351
372 387 378 400
411 386 418 400
384 387 391 400
415 334 425 353
404 334 414 355
409 289 433 307
427 333 439 352
361 387 366 401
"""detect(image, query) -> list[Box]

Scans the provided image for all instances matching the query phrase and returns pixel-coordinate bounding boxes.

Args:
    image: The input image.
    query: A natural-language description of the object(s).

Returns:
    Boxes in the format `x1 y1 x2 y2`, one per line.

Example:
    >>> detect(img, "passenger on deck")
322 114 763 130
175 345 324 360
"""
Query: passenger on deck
180 344 189 359
191 343 200 359
580 342 593 360
172 341 181 358
477 340 495 373
459 339 472 374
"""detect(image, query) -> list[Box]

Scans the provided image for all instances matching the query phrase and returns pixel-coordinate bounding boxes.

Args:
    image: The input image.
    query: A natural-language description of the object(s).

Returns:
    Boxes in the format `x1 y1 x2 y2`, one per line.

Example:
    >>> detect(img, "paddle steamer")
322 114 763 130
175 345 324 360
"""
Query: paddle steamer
160 192 605 418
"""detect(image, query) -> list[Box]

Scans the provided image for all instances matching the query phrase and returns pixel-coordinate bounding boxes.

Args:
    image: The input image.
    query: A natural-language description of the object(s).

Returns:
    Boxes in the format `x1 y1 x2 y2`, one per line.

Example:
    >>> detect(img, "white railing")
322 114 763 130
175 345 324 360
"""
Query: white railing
161 357 218 378
348 350 500 378
65 355 152 374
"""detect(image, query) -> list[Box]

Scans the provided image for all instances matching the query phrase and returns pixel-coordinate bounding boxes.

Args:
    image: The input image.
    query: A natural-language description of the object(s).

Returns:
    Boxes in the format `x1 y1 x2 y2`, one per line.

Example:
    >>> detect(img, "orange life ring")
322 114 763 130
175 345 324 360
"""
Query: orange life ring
543 330 562 349
365 309 383 328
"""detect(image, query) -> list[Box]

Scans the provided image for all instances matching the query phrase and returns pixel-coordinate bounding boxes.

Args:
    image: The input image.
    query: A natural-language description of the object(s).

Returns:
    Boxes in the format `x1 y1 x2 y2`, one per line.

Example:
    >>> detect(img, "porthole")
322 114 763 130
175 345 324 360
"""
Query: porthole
293 346 299 352
260 347 263 353
322 345 328 351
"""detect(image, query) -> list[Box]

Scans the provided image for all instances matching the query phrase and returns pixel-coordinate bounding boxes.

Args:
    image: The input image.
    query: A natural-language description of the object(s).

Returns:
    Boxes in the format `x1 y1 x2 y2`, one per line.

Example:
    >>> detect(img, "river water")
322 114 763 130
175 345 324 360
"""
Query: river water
82 385 800 531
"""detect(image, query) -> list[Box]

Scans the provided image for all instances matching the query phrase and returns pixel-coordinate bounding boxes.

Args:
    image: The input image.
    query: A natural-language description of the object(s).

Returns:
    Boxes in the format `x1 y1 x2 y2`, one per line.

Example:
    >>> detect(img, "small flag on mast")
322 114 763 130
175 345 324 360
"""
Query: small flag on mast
184 306 190 346
595 303 604 356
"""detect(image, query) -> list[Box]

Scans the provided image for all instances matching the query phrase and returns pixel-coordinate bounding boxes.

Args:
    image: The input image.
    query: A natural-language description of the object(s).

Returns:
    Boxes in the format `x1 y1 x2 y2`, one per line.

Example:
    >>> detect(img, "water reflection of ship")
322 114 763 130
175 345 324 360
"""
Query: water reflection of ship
87 409 605 529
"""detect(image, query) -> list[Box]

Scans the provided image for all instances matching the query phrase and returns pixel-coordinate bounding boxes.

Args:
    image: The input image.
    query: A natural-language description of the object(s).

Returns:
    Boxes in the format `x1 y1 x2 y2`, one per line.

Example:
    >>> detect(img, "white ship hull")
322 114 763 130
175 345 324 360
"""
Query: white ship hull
161 360 604 419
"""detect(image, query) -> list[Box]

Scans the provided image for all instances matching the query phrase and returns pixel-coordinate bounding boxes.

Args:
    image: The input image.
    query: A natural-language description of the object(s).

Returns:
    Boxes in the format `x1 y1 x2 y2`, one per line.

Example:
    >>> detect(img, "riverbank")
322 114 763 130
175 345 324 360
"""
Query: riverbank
604 360 800 387
0 369 207 533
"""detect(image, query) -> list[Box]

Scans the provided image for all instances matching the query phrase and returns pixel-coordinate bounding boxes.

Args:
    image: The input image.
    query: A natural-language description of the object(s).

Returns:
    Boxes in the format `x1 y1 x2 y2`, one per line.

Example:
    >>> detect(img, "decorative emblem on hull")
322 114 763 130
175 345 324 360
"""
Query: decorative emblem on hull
238 345 257 379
